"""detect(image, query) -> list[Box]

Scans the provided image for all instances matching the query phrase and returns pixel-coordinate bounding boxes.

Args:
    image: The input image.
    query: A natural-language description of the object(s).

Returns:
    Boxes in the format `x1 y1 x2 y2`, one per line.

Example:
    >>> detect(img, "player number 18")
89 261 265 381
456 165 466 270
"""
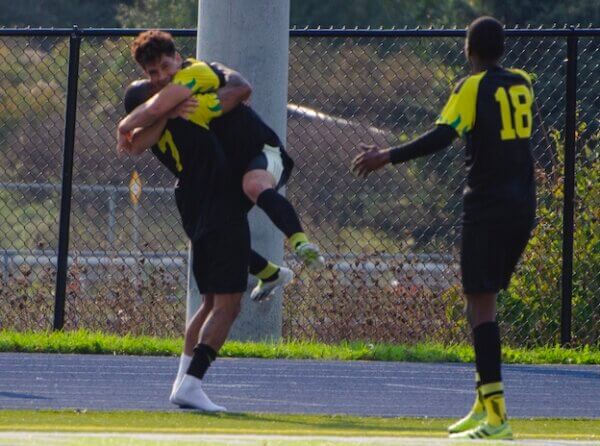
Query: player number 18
494 85 533 140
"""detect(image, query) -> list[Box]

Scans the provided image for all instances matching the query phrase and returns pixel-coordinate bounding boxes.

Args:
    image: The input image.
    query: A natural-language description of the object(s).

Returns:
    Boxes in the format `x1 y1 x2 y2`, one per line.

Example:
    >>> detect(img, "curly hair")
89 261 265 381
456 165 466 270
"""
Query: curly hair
131 30 176 68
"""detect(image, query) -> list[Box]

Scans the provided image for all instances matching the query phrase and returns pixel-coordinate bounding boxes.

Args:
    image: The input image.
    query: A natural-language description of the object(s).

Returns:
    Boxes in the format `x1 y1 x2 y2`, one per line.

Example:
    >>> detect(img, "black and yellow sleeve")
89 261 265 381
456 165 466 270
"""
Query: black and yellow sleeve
435 72 485 138
187 92 224 130
171 58 223 95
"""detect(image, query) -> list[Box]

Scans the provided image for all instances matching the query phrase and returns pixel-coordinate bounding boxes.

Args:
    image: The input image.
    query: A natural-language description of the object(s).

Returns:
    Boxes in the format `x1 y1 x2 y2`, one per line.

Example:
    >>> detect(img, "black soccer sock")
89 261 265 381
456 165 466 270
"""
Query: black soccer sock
249 250 269 276
474 322 509 425
473 321 502 385
186 343 218 380
256 189 303 239
249 250 280 282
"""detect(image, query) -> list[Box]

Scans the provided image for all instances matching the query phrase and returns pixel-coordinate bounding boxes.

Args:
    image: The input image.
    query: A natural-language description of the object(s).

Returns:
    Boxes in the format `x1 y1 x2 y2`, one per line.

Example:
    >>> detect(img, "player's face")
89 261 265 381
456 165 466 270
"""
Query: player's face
143 53 182 89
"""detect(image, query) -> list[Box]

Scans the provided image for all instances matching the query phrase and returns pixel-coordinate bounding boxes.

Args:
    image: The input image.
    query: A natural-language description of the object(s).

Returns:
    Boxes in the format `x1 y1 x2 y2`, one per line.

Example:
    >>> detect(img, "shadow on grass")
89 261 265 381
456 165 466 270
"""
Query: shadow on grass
184 411 444 434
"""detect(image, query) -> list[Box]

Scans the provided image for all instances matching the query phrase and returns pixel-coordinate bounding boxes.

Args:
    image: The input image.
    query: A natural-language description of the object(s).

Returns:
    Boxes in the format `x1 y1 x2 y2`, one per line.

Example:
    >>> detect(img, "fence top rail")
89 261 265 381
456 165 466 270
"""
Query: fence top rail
0 26 599 38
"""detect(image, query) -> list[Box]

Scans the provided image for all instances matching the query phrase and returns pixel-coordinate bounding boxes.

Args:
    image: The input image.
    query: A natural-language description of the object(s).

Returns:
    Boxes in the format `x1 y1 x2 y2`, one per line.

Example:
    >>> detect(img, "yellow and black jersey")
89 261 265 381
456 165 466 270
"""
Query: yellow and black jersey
436 66 536 223
171 58 225 129
171 58 224 94
151 118 245 239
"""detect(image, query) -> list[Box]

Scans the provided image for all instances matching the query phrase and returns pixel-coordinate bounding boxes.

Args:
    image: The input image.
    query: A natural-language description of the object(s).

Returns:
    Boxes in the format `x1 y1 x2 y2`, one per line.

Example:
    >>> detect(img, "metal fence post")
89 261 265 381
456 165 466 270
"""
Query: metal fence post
53 25 81 331
107 190 116 245
560 27 578 346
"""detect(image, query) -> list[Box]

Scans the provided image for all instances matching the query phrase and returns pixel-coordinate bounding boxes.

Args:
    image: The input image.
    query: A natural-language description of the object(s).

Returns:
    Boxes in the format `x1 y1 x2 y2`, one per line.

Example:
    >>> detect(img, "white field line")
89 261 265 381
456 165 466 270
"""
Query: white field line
0 432 598 446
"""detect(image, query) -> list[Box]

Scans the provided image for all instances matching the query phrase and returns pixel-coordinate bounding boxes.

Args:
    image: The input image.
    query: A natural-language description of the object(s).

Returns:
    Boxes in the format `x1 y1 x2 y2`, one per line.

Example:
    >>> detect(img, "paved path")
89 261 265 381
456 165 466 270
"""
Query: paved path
0 353 598 418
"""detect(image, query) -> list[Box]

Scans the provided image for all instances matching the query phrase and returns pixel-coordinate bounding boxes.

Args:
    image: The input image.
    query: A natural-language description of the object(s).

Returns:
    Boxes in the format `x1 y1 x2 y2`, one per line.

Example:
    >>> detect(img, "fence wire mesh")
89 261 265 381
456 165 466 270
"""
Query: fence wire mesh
0 30 597 346
572 36 600 345
0 35 67 330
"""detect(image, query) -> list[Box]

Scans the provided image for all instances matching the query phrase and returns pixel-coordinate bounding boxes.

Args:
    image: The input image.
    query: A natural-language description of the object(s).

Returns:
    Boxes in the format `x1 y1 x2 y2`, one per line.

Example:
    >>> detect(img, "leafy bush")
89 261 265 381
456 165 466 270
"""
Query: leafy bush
500 128 599 347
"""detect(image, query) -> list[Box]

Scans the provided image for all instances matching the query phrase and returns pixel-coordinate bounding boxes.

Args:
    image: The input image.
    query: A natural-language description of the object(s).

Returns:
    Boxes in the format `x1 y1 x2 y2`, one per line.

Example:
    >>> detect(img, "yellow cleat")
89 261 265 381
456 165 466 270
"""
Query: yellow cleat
448 410 486 434
449 421 513 440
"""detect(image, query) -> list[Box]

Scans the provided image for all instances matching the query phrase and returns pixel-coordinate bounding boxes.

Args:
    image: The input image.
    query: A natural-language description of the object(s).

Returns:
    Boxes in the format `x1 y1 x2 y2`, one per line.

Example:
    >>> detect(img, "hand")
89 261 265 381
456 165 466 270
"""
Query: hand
168 97 198 120
351 144 390 178
117 127 132 154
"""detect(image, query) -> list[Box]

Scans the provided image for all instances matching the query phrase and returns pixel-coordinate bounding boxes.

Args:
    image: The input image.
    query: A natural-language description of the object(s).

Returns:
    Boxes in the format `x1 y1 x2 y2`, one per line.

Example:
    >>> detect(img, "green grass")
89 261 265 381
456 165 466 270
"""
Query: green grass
1 329 599 364
0 410 599 441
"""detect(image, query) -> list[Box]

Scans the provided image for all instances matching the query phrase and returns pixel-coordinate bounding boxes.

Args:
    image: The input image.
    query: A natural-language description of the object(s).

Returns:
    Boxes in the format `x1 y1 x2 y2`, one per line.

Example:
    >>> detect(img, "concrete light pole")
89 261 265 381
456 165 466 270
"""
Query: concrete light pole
186 0 291 340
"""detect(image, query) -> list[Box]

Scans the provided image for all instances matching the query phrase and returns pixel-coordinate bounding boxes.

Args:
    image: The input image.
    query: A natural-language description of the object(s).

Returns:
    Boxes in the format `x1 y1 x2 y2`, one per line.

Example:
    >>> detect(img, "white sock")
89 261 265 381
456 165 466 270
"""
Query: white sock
176 353 192 383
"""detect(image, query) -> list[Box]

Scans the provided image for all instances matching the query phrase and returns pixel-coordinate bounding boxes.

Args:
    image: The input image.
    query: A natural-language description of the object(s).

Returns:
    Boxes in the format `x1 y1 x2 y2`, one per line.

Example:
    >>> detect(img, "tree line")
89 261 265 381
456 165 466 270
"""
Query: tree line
1 0 597 28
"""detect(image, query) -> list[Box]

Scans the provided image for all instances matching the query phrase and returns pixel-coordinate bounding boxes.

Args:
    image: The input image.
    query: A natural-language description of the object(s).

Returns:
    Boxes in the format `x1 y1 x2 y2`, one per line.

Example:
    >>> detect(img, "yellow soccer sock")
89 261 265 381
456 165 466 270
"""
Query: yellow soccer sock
290 232 309 250
480 381 508 426
471 372 485 414
256 261 280 281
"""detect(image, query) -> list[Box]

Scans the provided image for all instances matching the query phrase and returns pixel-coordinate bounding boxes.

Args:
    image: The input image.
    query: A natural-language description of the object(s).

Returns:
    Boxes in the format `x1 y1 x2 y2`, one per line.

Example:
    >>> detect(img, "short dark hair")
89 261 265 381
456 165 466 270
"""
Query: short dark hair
124 79 154 114
467 16 505 61
131 30 176 68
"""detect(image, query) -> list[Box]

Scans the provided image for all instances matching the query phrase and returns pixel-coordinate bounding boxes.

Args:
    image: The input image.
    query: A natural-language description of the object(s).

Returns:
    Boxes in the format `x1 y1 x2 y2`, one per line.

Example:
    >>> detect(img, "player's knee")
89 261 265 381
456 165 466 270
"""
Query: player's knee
242 178 268 202
465 293 497 327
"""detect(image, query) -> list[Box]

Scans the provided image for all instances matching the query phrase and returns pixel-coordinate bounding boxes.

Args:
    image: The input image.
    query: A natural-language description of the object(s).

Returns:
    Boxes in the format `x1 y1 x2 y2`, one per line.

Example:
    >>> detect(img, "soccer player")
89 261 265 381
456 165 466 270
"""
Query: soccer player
352 17 536 440
120 77 252 410
118 31 283 411
123 79 298 408
123 77 293 300
119 30 324 271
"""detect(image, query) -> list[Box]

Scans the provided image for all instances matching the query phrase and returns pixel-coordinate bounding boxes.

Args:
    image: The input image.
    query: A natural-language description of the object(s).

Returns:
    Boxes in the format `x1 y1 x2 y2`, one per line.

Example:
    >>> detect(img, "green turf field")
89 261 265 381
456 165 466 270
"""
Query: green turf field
0 410 599 445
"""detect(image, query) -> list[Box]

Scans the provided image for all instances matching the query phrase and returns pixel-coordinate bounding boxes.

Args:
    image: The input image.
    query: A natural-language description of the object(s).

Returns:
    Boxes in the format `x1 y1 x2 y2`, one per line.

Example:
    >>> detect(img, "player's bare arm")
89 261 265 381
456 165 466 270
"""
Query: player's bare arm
211 62 251 91
118 84 194 135
217 83 252 113
126 118 169 155
168 76 252 121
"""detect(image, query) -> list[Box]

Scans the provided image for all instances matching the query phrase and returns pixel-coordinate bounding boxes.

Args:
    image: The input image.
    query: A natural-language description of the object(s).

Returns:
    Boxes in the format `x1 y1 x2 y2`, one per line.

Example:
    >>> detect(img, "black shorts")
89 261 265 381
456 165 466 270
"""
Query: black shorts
191 221 250 295
461 218 534 295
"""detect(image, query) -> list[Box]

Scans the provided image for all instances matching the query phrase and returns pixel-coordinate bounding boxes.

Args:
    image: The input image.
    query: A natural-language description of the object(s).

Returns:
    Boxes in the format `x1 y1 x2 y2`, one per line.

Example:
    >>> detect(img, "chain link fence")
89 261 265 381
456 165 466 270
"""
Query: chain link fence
0 28 597 347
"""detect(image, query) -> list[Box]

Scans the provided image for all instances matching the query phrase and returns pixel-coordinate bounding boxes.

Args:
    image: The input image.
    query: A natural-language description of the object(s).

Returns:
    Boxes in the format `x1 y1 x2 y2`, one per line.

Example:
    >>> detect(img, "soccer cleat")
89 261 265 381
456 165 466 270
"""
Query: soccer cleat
250 267 294 302
449 421 513 440
448 411 486 433
295 242 325 270
169 374 226 412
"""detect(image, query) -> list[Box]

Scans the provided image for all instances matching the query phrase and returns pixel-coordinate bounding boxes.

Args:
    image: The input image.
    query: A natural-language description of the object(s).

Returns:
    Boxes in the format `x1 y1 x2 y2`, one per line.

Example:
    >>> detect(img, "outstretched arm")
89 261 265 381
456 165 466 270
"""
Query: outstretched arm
351 125 457 178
